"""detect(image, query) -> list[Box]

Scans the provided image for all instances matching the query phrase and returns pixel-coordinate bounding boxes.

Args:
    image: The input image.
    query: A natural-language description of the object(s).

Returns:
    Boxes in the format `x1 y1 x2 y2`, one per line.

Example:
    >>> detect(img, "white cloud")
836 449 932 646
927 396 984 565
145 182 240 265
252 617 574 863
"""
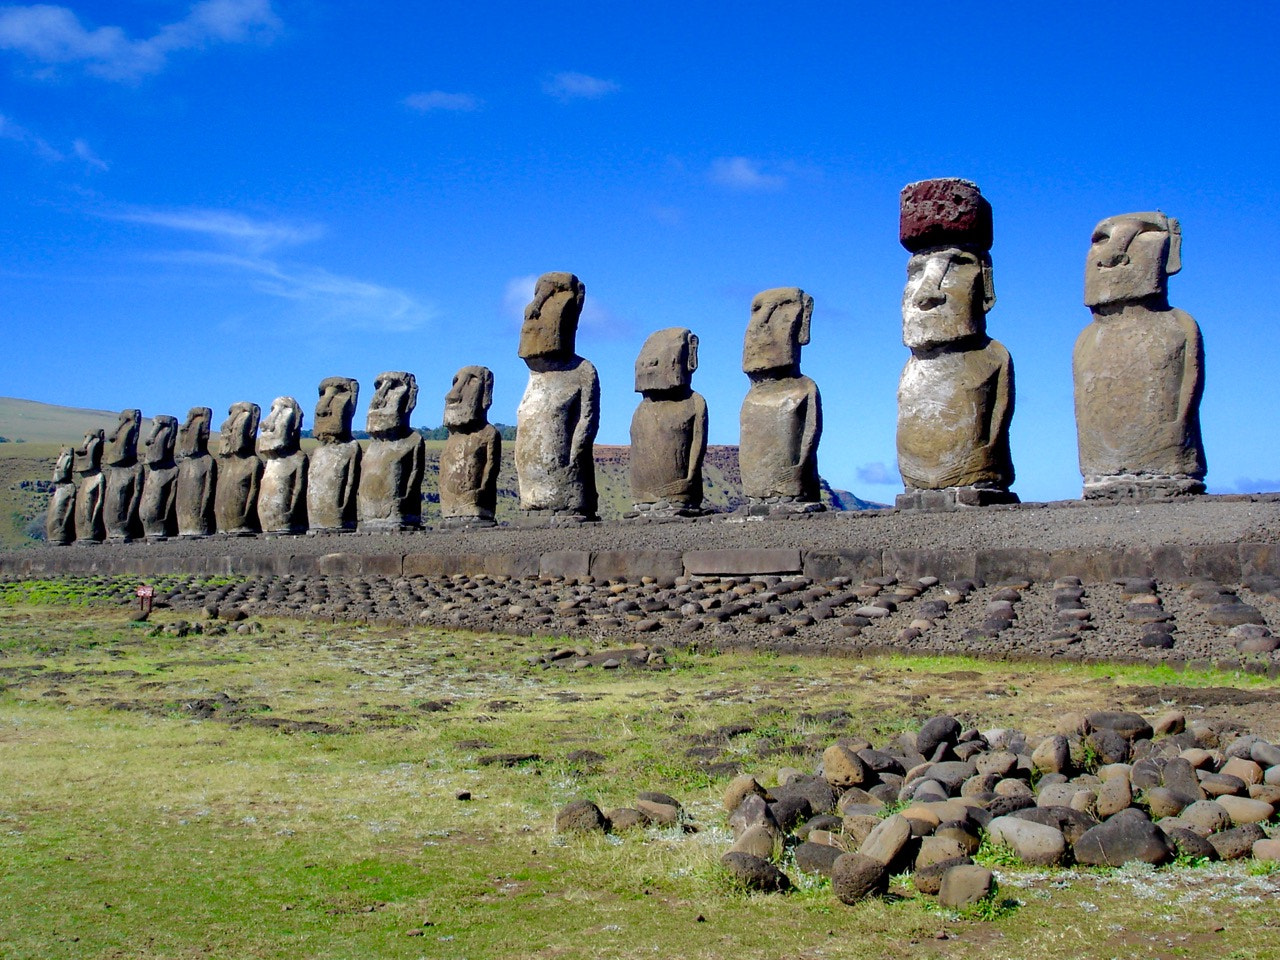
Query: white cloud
541 71 618 101
0 110 62 159
502 272 626 338
0 0 280 81
855 462 897 485
107 206 322 254
503 273 537 325
72 137 106 170
708 156 786 192
403 90 481 112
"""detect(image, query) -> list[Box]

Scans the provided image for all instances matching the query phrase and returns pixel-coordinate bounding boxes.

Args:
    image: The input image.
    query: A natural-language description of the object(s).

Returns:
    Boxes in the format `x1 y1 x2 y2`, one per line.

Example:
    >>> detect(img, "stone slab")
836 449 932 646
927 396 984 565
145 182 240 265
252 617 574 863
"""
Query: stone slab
683 549 802 576
591 550 683 581
540 551 591 579
803 549 881 581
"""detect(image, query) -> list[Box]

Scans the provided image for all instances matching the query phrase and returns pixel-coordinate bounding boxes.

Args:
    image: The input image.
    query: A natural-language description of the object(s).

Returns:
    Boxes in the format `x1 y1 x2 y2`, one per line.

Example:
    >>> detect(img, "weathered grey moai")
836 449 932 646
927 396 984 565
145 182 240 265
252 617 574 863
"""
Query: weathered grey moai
357 372 425 531
257 396 308 534
214 402 262 535
307 377 361 531
440 365 501 525
45 446 76 545
738 288 823 512
139 415 179 539
515 272 600 519
630 327 708 515
176 407 217 537
895 178 1016 510
103 408 144 541
1074 211 1206 499
73 429 106 543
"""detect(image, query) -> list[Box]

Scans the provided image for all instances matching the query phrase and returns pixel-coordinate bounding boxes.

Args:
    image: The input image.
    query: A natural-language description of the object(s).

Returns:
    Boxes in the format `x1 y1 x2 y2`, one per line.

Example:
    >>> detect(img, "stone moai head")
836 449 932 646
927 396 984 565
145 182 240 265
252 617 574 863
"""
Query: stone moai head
743 287 813 377
636 327 698 396
220 402 260 457
53 446 73 483
76 429 104 471
178 407 212 459
105 408 142 466
143 415 178 467
314 376 359 443
257 396 303 457
443 365 494 431
518 272 585 361
1083 211 1181 308
366 371 417 438
900 178 995 350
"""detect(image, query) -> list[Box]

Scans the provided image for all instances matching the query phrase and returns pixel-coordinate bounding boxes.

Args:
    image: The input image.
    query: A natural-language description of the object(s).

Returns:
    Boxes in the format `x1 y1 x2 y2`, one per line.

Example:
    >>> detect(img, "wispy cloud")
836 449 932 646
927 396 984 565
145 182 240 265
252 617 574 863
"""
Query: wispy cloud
106 206 322 254
72 137 107 170
503 274 538 324
856 462 897 485
502 272 628 338
1223 477 1280 495
708 156 786 192
0 0 280 81
403 90 481 112
541 71 618 102
0 110 62 160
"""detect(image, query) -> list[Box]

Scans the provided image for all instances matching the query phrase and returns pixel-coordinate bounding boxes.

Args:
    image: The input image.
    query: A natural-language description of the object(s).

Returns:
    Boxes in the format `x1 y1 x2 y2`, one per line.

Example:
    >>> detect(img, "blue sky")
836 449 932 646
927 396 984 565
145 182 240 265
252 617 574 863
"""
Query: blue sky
2 1 1278 503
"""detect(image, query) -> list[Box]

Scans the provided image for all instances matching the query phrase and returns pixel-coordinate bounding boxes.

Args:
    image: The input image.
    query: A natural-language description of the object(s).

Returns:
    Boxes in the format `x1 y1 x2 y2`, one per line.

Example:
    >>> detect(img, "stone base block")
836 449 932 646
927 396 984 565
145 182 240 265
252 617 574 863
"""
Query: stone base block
438 516 497 529
896 487 1020 512
742 498 825 518
628 500 708 519
357 520 422 533
1083 474 1206 501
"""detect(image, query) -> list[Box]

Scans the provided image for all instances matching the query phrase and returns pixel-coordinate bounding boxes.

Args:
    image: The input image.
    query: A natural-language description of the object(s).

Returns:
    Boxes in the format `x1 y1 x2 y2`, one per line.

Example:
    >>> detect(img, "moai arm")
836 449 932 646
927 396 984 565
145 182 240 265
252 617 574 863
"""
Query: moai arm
481 431 502 499
1175 311 1205 441
408 436 426 504
569 363 601 467
796 379 822 486
987 344 1015 452
688 394 708 487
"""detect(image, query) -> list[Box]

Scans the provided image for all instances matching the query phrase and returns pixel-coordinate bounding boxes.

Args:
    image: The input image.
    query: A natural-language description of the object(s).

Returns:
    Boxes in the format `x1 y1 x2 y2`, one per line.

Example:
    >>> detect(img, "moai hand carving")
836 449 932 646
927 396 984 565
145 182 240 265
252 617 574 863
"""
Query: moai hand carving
514 272 599 519
257 396 308 534
1074 211 1205 499
895 178 1016 509
45 446 76 545
103 408 144 541
629 327 707 515
440 365 501 524
73 429 106 543
139 415 180 539
176 407 217 537
214 402 262 535
738 287 823 512
307 377 361 531
357 371 425 531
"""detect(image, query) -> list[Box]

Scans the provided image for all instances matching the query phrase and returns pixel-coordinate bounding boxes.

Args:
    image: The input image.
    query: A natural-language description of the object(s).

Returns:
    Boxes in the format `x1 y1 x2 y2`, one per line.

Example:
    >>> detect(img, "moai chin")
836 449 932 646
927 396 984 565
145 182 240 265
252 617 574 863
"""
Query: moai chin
45 446 76 545
895 178 1016 510
176 406 217 537
514 272 600 520
439 365 501 525
307 377 361 532
357 371 425 531
1073 211 1206 499
629 327 708 515
103 408 144 541
73 428 106 543
214 402 263 535
738 287 823 513
257 396 309 534
139 415 180 539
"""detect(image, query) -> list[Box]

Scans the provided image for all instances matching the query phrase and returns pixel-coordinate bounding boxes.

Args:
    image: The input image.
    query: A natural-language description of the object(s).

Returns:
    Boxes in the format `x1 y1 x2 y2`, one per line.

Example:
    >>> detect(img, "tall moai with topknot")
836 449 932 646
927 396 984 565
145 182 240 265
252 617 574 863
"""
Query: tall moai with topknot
629 327 708 516
214 402 263 535
1074 211 1205 499
103 408 145 541
176 406 217 537
895 178 1016 510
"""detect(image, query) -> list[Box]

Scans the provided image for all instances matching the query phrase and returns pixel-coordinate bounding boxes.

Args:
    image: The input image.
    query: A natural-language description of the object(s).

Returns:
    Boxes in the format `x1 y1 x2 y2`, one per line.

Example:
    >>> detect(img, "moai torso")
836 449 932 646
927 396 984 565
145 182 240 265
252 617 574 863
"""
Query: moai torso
515 357 599 513
176 407 216 537
45 447 76 545
630 327 707 511
103 409 144 541
139 415 180 539
214 403 262 535
307 376 361 531
739 376 821 500
257 397 308 534
74 430 106 543
441 425 501 520
357 372 425 530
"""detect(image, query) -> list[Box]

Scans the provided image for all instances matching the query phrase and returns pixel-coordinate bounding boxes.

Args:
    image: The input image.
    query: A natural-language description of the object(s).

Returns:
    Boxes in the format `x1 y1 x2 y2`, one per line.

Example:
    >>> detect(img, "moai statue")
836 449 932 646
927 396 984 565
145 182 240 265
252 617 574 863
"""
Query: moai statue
139 415 180 539
257 396 308 534
214 402 262 535
45 446 76 545
440 365 501 525
1074 211 1206 499
357 371 425 531
514 272 600 519
73 429 106 543
307 377 361 531
738 287 823 513
176 407 217 537
103 408 144 541
895 178 1016 510
629 327 708 515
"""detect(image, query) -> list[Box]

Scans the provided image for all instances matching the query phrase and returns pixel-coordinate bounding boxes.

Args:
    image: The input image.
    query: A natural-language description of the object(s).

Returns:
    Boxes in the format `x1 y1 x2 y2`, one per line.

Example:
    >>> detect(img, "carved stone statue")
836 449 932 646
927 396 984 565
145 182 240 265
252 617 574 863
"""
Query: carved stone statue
103 408 144 541
357 371 425 531
440 365 501 524
139 415 180 539
45 446 76 545
630 327 708 515
214 402 262 535
176 406 217 537
515 272 600 519
739 287 822 512
257 396 308 534
73 429 106 543
307 376 361 531
1074 211 1206 499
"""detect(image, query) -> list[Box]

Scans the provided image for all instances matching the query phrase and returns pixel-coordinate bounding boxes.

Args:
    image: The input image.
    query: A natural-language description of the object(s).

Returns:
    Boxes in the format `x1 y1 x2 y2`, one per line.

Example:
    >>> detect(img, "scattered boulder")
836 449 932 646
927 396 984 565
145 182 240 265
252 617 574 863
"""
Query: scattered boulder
938 864 995 910
1074 814 1173 867
555 799 609 834
831 853 888 904
721 852 791 892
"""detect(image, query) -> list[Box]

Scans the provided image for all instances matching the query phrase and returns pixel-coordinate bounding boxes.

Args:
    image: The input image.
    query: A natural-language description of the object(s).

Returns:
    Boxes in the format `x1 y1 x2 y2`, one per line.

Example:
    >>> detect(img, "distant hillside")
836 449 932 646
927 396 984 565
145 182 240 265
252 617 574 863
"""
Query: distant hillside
0 397 144 445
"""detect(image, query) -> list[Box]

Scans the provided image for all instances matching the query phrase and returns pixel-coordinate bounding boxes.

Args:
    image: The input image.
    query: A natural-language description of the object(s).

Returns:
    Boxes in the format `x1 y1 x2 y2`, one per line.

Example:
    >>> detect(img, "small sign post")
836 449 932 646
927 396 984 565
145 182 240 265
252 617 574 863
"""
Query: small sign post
135 584 154 615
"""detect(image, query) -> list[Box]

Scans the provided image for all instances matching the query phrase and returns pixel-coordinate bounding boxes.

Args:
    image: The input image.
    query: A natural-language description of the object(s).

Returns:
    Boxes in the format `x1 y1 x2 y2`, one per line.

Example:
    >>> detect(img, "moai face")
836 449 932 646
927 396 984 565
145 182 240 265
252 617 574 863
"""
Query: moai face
901 247 993 349
257 397 302 456
178 407 212 458
105 409 141 466
143 415 178 467
366 371 417 437
76 429 104 471
219 402 260 457
443 366 493 430
1084 212 1181 308
314 377 358 442
635 327 698 395
53 446 73 483
518 272 585 361
743 288 812 376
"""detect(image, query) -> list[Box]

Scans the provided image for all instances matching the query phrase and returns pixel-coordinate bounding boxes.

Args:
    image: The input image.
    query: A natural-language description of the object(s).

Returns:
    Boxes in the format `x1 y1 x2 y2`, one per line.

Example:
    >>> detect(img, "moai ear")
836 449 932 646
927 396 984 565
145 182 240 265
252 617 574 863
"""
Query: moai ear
980 253 997 312
686 333 699 373
481 368 494 409
1164 217 1182 276
797 293 814 346
247 404 261 433
405 374 419 411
